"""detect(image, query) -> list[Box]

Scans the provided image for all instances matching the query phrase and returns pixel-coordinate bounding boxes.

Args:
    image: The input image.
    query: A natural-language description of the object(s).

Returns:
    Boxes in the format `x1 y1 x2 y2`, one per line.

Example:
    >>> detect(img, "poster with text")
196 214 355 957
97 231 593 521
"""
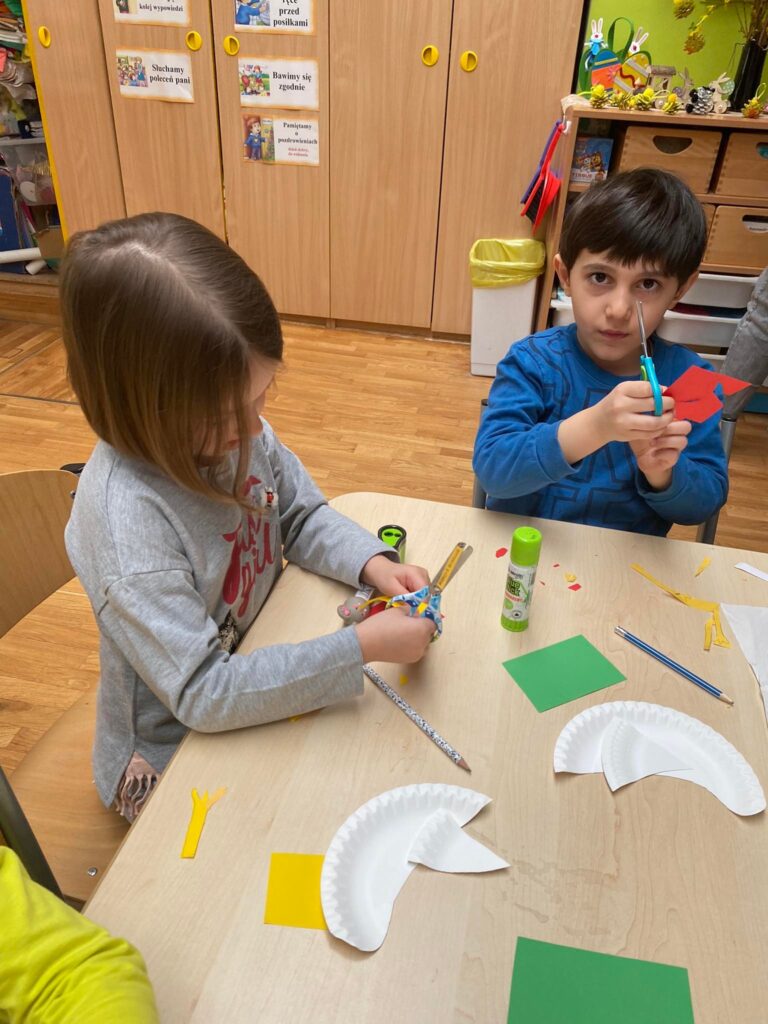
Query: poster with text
114 0 189 25
242 113 319 165
238 58 318 110
116 50 194 102
234 0 314 34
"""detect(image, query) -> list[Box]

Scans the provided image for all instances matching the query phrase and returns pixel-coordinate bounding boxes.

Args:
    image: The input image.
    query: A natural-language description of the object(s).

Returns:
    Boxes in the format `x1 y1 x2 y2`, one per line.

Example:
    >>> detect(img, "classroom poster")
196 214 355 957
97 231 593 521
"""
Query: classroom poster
238 58 318 110
242 112 319 165
116 50 194 102
234 0 314 34
113 0 189 25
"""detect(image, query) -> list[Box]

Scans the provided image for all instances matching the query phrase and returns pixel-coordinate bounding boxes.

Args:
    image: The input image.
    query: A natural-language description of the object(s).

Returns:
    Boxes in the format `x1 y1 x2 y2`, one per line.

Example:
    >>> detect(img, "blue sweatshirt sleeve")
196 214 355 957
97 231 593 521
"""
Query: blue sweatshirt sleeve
472 341 578 500
636 402 728 525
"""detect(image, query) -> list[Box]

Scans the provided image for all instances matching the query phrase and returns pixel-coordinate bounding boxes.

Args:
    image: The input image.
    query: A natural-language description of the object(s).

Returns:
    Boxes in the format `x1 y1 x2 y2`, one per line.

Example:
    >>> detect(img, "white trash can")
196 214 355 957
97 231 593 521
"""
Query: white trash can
469 238 545 376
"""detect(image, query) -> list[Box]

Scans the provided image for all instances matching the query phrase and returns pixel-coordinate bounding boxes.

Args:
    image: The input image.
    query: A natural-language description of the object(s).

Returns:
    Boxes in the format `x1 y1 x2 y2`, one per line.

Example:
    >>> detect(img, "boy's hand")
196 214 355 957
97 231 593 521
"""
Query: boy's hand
594 381 676 444
630 419 692 490
355 606 436 664
361 553 430 597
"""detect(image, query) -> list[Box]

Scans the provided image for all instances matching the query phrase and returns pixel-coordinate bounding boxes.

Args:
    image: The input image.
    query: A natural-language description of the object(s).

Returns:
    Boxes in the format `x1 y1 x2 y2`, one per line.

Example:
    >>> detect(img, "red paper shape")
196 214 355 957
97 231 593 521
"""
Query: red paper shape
495 547 508 558
568 583 582 591
666 366 750 423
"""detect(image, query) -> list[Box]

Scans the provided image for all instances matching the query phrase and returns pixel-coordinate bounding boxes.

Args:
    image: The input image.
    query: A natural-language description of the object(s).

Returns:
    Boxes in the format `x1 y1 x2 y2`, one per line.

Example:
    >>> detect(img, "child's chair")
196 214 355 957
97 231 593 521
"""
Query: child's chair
471 398 735 544
0 469 128 907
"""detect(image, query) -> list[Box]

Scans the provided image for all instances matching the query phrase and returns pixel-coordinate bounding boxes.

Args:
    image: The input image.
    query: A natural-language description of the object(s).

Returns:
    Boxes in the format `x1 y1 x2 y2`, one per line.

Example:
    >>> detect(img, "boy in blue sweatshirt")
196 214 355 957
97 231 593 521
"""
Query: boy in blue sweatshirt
473 168 728 536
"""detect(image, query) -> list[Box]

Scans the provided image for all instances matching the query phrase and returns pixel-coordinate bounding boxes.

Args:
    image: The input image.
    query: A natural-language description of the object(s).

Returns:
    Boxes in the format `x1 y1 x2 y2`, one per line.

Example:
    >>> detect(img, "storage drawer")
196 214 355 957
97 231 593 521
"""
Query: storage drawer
684 271 758 308
655 309 738 347
617 126 721 193
704 206 768 273
714 132 768 199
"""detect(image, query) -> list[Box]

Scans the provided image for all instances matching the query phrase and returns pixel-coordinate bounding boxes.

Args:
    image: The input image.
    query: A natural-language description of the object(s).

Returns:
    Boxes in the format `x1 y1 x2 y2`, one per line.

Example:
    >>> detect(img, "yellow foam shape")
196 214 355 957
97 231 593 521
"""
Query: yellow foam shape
180 787 226 859
264 853 326 930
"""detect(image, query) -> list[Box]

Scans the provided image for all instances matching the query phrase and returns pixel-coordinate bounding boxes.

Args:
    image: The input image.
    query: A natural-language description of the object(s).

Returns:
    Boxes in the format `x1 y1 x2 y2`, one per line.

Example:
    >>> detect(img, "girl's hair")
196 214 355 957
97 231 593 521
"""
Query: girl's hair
61 212 283 507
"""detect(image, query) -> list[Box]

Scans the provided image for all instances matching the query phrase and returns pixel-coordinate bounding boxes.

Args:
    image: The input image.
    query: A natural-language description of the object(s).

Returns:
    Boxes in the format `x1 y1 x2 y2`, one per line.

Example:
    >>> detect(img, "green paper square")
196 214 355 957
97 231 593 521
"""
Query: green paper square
508 938 694 1024
503 634 625 711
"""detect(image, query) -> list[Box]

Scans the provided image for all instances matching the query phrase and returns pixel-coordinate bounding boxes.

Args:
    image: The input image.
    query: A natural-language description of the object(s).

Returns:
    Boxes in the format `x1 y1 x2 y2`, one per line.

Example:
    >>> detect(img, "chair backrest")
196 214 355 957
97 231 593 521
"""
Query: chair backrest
0 470 78 638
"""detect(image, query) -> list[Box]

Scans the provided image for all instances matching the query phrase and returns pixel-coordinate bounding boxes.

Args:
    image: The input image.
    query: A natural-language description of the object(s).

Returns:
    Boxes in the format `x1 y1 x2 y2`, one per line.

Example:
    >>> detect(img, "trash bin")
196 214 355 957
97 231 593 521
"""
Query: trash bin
469 238 545 376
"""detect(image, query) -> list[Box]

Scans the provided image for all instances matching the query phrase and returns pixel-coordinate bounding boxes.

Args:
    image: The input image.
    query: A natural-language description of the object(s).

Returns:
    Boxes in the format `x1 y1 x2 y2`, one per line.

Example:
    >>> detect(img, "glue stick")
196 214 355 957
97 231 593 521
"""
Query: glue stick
500 527 542 632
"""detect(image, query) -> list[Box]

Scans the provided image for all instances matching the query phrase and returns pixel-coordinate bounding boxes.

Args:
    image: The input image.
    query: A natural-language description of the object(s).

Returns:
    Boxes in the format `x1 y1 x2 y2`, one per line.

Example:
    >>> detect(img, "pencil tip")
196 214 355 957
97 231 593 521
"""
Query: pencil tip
458 758 471 772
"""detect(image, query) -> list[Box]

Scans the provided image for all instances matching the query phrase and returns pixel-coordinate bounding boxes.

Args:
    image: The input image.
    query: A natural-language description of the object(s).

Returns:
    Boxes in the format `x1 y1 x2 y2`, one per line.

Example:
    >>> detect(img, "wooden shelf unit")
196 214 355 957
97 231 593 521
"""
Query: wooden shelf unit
536 102 768 331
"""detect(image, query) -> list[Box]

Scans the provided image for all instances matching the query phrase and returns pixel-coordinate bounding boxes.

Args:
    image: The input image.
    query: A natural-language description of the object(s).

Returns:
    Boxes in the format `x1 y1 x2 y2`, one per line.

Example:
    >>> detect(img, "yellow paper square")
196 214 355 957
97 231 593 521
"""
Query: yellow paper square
264 853 326 930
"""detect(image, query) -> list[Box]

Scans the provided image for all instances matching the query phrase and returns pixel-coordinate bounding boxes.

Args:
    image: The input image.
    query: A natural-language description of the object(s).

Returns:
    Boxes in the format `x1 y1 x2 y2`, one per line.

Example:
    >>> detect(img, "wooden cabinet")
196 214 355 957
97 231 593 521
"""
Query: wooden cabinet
329 0 452 328
432 0 584 334
95 0 225 237
210 1 331 317
23 0 125 235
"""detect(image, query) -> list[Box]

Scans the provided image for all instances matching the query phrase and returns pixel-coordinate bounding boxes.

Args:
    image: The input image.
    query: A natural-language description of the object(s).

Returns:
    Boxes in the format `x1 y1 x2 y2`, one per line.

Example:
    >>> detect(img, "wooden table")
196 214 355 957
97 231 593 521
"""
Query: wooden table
86 494 768 1023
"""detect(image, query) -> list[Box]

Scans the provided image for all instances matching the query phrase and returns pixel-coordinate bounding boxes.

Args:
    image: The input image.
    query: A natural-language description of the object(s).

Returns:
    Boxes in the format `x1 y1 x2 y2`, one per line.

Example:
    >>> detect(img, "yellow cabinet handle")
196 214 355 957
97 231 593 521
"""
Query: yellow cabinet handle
37 25 52 48
459 50 478 72
185 30 202 51
421 44 439 67
223 35 240 56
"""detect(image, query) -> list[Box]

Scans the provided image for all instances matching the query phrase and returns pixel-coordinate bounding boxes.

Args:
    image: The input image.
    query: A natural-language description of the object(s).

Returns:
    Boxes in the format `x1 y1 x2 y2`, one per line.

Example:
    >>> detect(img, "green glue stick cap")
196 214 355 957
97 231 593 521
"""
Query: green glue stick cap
510 526 542 567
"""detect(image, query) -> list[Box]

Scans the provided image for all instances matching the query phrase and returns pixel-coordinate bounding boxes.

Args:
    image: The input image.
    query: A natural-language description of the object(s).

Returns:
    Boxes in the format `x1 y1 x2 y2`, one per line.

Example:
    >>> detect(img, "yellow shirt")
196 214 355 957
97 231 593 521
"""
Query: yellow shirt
0 848 158 1023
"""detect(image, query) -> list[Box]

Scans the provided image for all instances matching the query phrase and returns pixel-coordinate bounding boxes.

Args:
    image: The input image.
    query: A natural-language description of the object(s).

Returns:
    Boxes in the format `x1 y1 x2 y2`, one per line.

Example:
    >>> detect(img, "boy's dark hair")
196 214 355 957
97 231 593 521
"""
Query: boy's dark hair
61 212 283 507
558 168 707 283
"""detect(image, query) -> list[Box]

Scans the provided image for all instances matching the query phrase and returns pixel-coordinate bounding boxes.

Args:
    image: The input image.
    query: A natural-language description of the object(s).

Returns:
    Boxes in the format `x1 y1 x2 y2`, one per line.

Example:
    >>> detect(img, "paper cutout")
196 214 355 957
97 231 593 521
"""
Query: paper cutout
496 547 508 558
666 365 749 423
554 701 765 816
631 563 731 650
722 604 768 723
694 557 711 577
735 562 768 583
407 808 509 873
564 572 577 582
180 787 226 858
600 717 687 791
568 583 582 592
399 674 408 687
264 853 326 930
503 635 625 712
321 785 491 951
507 937 695 1024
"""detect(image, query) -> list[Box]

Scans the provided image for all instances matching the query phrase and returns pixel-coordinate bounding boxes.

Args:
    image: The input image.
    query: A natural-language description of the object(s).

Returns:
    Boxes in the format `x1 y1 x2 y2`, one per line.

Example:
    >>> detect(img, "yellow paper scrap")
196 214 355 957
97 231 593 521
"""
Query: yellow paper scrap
631 564 731 650
704 617 714 652
399 674 408 687
694 557 712 577
565 573 577 583
264 853 326 930
180 787 226 859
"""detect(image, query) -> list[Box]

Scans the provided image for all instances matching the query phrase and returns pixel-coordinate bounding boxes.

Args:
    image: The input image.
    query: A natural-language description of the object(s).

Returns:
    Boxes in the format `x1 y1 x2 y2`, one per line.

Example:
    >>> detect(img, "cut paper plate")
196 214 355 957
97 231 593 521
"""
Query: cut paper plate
600 717 688 792
554 701 765 816
320 784 490 952
407 808 509 873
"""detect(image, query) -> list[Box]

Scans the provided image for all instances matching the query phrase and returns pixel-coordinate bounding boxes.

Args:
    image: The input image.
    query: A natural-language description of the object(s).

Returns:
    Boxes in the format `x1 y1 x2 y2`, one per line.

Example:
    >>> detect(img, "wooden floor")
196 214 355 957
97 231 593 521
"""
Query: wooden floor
1 318 767 774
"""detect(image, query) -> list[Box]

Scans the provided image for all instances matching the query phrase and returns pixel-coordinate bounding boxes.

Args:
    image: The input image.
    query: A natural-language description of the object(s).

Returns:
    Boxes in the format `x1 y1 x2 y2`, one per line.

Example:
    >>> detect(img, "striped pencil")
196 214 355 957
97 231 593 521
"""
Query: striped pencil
614 626 734 705
363 664 471 771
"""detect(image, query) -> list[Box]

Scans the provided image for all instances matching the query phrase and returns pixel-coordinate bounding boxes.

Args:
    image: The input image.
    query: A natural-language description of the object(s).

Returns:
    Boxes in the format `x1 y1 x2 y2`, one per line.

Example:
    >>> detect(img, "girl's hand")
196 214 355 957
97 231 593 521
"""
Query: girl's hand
355 606 436 664
594 381 675 444
630 418 692 490
361 553 430 597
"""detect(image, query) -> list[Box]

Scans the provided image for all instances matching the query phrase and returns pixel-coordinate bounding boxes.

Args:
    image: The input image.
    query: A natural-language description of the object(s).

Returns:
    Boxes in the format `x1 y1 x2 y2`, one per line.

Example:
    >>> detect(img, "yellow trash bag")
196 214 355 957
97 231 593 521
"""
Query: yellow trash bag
469 238 545 288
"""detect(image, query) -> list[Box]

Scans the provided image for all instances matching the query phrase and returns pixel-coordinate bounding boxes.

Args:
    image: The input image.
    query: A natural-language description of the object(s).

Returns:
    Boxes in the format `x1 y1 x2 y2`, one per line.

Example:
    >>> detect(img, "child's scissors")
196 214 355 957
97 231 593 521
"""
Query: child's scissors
636 300 663 417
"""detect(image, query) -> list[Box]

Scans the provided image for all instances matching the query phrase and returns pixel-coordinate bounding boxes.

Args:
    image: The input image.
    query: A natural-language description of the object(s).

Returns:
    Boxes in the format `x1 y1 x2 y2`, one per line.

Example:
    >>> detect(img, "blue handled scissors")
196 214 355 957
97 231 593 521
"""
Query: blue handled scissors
636 300 663 417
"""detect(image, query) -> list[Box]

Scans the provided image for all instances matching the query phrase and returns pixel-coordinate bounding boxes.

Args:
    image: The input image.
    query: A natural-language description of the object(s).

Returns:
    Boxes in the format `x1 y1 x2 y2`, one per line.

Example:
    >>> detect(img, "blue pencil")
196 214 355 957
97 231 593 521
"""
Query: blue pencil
614 626 734 705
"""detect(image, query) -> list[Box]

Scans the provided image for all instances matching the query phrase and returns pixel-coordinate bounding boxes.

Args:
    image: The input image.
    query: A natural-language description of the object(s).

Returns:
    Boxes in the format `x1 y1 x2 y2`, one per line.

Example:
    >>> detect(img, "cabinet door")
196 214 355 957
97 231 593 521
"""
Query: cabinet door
330 0 452 327
96 0 224 237
432 0 583 334
211 1 330 317
24 0 125 235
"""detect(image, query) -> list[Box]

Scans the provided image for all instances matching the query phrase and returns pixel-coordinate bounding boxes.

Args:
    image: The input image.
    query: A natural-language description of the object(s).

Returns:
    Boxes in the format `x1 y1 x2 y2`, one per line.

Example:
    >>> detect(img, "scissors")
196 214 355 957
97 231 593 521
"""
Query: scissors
389 541 474 638
636 300 663 417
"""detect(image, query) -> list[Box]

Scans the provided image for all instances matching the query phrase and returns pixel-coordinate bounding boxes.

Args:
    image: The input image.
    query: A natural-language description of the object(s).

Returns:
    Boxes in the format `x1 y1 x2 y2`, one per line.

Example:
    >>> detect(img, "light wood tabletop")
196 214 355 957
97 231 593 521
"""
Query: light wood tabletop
85 493 768 1023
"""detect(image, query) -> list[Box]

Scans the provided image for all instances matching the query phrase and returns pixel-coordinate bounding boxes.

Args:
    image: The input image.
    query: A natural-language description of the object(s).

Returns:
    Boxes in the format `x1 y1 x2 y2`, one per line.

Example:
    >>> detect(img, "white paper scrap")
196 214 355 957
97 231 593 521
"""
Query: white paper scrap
407 808 509 873
722 604 768 722
735 562 768 584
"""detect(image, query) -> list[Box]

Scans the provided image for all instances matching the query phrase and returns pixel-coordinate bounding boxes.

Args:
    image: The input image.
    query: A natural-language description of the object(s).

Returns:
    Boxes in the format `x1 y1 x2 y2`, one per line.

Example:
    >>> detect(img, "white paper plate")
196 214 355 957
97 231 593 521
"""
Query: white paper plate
600 717 688 792
554 701 765 816
407 807 509 873
320 784 489 952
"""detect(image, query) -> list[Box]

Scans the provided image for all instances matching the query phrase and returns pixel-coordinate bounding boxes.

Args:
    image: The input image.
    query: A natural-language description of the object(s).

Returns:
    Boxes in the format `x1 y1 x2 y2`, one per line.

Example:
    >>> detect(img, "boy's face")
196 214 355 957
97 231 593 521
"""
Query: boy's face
554 251 696 376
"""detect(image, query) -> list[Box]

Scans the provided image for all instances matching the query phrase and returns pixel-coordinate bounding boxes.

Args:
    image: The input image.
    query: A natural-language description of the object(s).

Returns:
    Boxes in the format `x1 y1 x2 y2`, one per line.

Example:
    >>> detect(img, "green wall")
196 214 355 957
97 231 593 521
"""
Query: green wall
581 0 767 94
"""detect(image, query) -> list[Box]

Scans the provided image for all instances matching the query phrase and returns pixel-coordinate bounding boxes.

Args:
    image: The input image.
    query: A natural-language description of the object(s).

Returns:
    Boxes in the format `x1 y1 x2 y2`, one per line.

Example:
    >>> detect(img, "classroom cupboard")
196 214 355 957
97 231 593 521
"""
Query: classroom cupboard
24 0 584 334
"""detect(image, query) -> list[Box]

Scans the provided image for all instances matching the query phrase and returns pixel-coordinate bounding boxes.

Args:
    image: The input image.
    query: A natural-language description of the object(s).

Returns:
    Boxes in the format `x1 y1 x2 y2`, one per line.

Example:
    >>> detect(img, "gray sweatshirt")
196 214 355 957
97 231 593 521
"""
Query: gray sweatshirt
65 422 393 807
